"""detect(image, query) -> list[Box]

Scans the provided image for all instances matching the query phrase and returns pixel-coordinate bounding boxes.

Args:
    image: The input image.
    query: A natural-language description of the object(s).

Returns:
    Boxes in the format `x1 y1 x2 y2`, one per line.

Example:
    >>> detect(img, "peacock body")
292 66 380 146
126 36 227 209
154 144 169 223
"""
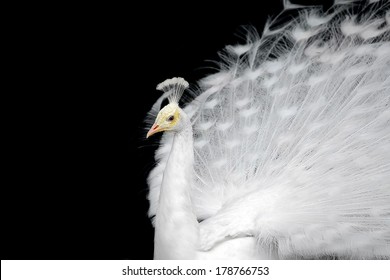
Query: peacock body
146 0 390 259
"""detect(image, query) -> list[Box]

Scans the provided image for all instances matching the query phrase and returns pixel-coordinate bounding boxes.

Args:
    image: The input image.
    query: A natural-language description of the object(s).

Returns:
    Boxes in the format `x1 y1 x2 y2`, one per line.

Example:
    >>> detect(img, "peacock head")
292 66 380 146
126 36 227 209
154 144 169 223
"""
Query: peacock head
146 77 189 138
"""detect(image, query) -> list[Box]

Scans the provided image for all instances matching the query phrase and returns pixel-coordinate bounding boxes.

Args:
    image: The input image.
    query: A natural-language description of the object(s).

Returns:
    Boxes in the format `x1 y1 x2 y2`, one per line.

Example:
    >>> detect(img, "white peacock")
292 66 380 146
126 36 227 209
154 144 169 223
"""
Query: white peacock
146 0 390 260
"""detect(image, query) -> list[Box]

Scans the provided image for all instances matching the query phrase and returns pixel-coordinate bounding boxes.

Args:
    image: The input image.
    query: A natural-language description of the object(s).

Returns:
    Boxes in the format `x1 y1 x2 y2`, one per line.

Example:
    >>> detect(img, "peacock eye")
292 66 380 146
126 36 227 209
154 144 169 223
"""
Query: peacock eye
168 115 175 121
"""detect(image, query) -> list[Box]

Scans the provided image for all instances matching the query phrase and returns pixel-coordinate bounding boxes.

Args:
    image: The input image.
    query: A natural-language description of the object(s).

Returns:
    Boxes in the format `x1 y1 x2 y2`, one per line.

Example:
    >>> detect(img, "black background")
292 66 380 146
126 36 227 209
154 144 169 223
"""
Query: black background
3 0 332 260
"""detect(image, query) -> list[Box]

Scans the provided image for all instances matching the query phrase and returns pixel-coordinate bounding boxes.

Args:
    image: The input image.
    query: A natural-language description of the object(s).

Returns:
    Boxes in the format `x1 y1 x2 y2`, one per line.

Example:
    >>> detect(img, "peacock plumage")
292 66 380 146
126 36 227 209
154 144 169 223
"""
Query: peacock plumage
145 0 390 259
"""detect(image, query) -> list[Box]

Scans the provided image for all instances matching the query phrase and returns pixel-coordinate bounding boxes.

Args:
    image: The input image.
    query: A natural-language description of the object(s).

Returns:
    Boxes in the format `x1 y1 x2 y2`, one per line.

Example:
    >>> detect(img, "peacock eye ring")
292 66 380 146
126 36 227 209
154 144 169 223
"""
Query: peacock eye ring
168 115 175 122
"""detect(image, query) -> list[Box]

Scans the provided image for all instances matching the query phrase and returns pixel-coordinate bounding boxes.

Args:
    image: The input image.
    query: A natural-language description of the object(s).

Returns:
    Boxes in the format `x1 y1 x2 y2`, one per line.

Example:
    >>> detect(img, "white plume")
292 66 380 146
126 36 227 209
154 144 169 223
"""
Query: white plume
147 0 390 259
156 77 189 104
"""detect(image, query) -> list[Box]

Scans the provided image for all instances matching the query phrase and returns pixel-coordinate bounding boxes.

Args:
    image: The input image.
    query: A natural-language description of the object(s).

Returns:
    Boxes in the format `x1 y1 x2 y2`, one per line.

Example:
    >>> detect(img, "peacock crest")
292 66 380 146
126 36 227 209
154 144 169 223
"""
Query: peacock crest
156 77 189 104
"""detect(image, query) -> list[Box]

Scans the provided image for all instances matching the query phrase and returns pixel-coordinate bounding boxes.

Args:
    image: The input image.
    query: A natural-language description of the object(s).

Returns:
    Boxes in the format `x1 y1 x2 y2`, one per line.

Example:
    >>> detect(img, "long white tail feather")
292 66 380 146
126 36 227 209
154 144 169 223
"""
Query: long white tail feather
147 0 390 258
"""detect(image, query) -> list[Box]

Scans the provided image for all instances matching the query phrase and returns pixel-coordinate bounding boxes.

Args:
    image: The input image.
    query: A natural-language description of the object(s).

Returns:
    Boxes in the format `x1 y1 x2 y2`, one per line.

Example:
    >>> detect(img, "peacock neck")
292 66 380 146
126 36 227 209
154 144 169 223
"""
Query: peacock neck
154 124 199 259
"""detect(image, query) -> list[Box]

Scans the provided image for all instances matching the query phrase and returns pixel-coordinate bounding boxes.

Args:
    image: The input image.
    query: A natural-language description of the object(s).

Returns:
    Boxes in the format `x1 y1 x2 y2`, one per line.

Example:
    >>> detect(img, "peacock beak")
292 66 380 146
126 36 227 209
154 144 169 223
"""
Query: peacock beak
146 123 162 138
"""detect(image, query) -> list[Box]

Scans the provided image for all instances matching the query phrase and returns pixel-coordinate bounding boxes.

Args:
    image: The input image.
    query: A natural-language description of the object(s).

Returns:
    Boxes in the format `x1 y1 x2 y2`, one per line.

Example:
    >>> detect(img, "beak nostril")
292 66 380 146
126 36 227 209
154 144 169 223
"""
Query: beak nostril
146 124 160 138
